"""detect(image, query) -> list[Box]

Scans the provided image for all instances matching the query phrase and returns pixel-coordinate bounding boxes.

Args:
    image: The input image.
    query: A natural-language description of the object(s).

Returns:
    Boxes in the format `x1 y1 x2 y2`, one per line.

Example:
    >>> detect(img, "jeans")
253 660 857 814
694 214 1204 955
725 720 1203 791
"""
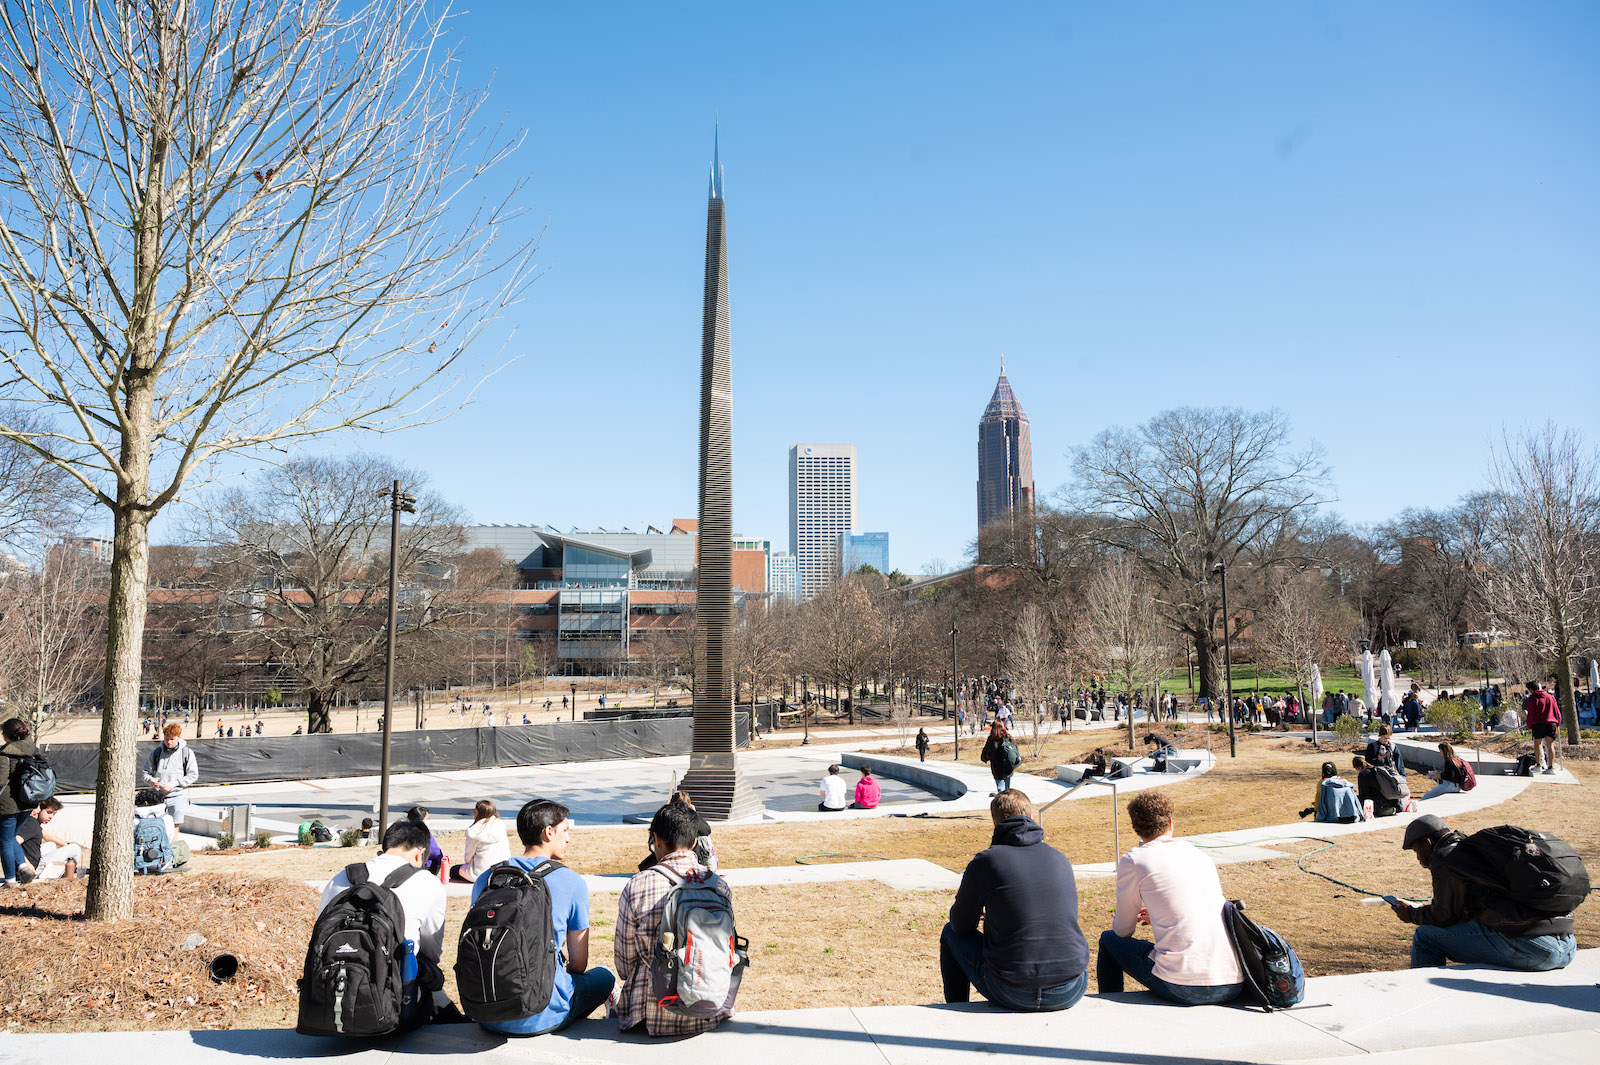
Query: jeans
1421 781 1460 801
0 812 25 880
555 966 617 1031
1411 921 1577 971
1096 931 1243 1006
993 775 1013 792
939 924 1086 1012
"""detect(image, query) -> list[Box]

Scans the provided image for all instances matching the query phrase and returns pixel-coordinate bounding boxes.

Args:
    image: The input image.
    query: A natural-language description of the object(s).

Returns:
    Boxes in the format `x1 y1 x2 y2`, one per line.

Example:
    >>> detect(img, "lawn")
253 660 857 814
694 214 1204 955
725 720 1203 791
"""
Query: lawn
5 730 1596 1032
1157 663 1367 697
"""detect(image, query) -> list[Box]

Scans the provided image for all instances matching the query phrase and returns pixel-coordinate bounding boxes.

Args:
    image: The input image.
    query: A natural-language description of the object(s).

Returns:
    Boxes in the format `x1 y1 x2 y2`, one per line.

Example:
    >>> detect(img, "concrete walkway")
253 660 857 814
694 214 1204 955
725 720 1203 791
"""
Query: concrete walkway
6 950 1596 1064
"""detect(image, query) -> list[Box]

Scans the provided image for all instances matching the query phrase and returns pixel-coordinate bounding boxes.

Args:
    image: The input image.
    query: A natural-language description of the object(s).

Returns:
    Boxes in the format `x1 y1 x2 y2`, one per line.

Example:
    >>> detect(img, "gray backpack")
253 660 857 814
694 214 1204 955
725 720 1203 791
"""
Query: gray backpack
1374 764 1409 802
649 866 748 1018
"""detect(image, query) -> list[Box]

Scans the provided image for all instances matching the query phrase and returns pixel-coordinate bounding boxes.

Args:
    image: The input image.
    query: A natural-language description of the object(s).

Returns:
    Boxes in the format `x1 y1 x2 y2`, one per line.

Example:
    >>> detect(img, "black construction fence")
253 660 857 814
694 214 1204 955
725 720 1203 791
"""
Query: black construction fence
43 714 752 795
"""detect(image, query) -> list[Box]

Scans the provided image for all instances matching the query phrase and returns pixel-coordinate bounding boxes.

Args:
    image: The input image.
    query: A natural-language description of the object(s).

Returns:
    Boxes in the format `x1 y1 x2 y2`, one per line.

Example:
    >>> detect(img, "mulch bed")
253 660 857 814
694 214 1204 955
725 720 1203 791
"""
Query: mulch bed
0 874 317 1032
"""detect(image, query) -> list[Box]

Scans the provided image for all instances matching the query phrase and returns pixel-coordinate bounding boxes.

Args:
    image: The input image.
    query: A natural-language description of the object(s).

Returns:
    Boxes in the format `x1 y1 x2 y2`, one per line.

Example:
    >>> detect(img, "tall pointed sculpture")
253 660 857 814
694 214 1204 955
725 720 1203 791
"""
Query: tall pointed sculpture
679 131 762 822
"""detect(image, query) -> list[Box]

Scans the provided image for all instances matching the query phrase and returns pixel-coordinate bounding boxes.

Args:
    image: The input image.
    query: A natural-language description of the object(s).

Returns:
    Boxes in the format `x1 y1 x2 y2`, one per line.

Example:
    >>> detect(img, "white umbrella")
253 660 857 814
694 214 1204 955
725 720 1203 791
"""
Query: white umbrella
1310 665 1325 705
1379 650 1400 718
1360 650 1378 713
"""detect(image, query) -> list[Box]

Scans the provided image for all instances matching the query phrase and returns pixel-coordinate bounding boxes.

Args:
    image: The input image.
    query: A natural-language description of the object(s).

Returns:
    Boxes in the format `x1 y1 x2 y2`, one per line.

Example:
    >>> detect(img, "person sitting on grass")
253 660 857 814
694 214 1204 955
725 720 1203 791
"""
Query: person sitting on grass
1364 723 1406 775
451 800 511 884
1097 790 1244 1006
470 798 614 1037
941 791 1089 1012
1391 815 1576 971
16 798 81 880
852 766 882 809
407 806 446 876
1353 755 1403 818
1300 761 1361 823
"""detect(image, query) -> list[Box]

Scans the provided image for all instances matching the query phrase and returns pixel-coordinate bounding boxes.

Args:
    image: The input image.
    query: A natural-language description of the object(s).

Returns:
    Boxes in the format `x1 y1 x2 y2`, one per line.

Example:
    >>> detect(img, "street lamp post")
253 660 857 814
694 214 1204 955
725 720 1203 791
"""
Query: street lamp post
950 623 960 760
801 675 810 745
376 480 416 837
1213 561 1237 759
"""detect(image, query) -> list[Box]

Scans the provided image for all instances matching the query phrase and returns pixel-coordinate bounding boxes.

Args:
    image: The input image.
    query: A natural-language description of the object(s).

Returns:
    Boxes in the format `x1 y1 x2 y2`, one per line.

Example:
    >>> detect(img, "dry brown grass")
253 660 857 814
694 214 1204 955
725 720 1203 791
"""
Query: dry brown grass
13 732 1596 1031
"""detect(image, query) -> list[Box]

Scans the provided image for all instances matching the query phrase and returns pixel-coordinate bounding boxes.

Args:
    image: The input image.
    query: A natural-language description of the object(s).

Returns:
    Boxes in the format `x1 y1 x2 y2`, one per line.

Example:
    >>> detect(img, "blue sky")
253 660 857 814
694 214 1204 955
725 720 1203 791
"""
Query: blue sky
229 3 1600 571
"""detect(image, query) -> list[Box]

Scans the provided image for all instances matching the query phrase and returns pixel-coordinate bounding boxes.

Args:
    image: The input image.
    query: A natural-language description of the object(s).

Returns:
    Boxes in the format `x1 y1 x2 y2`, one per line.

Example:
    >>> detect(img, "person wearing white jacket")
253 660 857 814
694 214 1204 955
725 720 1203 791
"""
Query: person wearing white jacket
451 799 511 882
142 722 199 824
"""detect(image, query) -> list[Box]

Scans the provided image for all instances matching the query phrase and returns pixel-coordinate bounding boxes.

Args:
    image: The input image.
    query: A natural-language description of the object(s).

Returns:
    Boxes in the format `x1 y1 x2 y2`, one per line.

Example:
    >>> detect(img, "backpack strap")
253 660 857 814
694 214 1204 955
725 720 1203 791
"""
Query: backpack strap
344 862 371 887
380 863 424 891
653 863 686 889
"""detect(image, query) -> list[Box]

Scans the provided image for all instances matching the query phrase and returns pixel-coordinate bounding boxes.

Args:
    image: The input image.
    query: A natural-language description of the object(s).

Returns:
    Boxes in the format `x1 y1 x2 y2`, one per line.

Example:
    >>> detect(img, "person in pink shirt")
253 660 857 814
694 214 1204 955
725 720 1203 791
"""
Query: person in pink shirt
1524 681 1562 774
852 766 881 809
1096 790 1244 1005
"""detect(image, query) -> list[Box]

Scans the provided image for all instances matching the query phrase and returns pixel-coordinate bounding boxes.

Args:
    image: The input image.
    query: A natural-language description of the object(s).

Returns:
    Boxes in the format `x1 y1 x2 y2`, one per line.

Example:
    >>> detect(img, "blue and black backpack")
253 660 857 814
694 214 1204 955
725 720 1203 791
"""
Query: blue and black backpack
1223 900 1305 1010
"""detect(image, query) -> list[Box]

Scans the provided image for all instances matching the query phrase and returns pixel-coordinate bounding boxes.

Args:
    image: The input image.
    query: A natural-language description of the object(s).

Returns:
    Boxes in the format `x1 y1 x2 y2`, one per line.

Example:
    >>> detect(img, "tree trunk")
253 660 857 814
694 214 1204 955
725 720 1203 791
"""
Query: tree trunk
1555 652 1579 746
85 496 152 921
308 690 332 734
1194 631 1223 699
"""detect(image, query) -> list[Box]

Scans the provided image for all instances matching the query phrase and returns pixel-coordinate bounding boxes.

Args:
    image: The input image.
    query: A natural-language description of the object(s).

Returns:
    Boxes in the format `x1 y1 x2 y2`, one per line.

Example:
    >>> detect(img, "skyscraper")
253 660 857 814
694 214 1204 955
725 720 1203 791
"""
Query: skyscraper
976 359 1035 537
840 531 890 575
789 443 857 600
680 131 760 822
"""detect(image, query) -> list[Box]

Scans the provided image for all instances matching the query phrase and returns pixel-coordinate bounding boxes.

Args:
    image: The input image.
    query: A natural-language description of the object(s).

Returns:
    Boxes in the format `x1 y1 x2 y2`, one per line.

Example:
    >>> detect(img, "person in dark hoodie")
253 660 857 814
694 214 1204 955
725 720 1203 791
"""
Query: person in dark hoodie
1391 814 1577 970
940 790 1089 1011
1 717 43 886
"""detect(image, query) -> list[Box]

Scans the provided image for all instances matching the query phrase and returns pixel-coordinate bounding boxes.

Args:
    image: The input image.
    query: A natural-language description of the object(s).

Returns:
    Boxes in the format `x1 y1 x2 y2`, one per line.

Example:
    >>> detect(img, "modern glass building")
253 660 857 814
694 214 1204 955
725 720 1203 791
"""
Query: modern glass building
840 531 889 575
769 552 801 602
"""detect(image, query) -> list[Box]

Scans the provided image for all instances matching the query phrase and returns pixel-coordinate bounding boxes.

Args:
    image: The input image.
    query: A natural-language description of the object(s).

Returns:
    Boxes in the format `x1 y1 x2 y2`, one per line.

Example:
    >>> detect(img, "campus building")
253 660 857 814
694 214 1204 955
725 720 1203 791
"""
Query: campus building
840 531 890 575
789 443 856 600
976 360 1035 540
464 521 769 672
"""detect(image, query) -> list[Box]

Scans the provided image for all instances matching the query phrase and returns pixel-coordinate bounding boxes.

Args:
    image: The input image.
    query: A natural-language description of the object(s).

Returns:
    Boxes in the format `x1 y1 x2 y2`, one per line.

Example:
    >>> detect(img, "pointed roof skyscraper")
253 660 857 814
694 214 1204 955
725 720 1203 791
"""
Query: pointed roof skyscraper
977 359 1036 547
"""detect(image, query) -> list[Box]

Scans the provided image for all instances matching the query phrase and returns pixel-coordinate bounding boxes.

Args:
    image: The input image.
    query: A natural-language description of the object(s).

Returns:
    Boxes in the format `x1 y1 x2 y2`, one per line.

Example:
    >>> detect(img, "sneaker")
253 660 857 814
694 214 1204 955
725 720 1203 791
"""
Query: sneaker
1543 766 1558 775
15 863 35 885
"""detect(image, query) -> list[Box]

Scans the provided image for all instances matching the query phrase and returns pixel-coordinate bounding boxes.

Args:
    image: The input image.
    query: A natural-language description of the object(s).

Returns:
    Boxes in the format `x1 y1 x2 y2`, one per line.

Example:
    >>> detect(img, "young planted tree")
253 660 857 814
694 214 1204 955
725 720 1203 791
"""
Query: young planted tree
0 537 103 734
1478 425 1600 744
1084 554 1169 749
0 0 532 919
1009 602 1054 756
1256 573 1352 742
796 575 882 725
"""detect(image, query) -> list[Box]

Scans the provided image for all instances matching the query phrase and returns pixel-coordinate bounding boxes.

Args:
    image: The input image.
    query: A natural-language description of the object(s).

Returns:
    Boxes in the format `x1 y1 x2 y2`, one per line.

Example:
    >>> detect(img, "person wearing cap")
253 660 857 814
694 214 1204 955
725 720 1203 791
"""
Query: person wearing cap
1301 762 1361 824
1391 815 1576 971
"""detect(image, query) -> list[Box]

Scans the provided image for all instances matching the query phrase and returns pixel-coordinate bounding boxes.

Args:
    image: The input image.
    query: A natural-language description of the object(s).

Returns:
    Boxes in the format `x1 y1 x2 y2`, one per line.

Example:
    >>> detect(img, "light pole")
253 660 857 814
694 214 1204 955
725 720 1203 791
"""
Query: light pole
950 622 960 760
801 675 810 745
1213 561 1237 759
571 681 577 722
376 480 416 837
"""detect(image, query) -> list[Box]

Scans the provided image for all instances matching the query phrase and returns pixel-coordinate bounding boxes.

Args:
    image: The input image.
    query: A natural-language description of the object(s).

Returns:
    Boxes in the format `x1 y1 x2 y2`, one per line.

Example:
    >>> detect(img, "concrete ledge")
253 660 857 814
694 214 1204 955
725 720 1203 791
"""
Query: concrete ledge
8 951 1596 1063
1054 763 1094 784
839 752 967 801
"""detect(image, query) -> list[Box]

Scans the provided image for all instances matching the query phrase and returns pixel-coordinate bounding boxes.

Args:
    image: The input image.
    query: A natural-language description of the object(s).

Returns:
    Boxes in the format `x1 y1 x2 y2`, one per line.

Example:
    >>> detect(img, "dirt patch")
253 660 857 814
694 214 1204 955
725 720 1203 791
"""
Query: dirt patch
0 874 318 1032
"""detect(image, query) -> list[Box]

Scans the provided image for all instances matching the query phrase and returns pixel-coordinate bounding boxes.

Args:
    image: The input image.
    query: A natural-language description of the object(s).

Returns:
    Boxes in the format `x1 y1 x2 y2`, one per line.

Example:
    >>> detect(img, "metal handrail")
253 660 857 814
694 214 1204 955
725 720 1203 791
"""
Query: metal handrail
1037 775 1120 861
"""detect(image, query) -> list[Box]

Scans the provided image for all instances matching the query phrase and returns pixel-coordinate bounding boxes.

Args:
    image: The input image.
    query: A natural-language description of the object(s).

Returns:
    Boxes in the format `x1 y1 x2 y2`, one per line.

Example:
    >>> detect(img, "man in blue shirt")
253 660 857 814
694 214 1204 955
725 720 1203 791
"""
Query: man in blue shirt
470 798 615 1035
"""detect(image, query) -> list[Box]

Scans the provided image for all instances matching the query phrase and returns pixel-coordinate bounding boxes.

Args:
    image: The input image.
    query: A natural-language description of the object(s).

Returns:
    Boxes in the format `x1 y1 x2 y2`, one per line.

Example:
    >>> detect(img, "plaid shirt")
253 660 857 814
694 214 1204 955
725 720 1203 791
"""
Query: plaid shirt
614 850 734 1036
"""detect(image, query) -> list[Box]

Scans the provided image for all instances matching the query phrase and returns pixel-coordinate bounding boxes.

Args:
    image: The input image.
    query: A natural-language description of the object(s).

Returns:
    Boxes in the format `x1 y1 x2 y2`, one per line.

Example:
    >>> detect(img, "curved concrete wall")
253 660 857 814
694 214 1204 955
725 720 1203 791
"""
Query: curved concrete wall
839 752 967 801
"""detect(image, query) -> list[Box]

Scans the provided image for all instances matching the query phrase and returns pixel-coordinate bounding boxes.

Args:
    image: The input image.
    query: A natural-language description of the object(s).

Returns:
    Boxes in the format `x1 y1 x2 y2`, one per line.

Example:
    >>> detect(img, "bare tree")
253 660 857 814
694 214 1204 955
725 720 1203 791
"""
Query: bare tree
0 537 103 734
1478 425 1600 744
1009 602 1054 755
1084 554 1169 748
1256 573 1353 741
200 456 469 734
1070 407 1331 700
0 0 532 919
796 575 881 724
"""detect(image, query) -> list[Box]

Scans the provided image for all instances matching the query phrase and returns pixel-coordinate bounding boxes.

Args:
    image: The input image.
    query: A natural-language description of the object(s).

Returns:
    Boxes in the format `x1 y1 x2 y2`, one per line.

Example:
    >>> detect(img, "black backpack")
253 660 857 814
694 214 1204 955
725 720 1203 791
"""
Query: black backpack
454 860 560 1022
14 752 55 807
1222 901 1305 1011
1443 825 1590 921
1514 753 1538 778
296 862 421 1037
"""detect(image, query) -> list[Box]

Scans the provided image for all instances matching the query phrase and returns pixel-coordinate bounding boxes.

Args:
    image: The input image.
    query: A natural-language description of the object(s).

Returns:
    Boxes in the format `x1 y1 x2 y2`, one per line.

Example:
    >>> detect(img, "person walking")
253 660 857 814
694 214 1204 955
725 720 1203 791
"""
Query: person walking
915 728 930 762
981 722 1022 794
142 722 199 825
